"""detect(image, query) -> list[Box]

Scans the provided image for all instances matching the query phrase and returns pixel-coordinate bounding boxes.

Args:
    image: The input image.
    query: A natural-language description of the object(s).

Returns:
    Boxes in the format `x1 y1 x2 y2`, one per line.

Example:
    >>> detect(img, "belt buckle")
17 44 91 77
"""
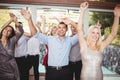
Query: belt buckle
56 66 62 70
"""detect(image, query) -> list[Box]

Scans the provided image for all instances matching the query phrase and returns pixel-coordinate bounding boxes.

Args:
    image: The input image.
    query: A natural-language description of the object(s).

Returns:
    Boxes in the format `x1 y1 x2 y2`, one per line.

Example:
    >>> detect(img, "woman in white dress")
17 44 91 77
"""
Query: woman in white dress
77 2 120 80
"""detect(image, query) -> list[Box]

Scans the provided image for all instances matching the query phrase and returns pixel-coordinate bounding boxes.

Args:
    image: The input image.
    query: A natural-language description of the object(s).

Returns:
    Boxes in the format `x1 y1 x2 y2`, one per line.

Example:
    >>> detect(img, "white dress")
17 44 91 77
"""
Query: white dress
80 45 103 80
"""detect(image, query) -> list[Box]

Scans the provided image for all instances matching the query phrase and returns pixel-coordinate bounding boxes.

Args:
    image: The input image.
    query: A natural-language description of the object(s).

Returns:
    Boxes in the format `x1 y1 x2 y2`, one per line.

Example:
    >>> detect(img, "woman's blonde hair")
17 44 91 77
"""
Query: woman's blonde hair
86 25 102 50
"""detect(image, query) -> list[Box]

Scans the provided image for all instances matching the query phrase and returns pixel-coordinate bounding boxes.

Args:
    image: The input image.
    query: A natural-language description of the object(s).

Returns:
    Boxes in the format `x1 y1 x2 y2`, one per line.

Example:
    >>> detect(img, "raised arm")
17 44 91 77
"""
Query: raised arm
20 9 37 35
36 21 42 33
40 15 48 34
23 32 32 38
61 17 77 29
77 2 89 52
1 13 16 29
101 5 120 50
11 14 24 42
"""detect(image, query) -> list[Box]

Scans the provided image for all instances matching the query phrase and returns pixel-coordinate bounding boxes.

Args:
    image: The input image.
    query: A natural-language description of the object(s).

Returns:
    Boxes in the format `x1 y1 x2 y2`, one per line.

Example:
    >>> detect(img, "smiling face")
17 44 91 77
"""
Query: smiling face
57 22 68 37
71 26 77 36
51 26 58 36
90 27 100 42
2 26 12 38
87 26 101 43
0 26 15 39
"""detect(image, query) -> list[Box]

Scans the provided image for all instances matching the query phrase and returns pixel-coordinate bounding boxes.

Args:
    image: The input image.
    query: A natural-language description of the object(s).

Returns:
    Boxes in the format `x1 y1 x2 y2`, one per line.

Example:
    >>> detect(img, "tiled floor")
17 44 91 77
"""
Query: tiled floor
29 66 120 80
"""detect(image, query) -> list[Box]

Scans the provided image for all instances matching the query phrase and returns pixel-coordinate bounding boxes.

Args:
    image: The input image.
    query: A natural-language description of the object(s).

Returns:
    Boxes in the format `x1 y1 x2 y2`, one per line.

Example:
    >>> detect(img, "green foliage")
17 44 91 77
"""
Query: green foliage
89 11 114 28
89 11 120 45
104 25 120 45
0 9 10 31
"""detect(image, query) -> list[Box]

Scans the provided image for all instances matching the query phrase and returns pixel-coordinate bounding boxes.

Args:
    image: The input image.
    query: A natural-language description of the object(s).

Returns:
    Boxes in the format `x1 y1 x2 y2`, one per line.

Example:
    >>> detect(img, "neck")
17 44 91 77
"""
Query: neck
1 36 7 42
88 42 97 50
1 36 7 48
59 36 65 41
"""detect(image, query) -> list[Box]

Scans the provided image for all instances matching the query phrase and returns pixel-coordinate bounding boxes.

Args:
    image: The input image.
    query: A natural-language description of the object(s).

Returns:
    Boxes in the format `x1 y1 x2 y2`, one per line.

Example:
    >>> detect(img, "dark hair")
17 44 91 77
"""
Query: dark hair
59 22 68 29
18 22 22 25
15 22 23 28
0 25 15 39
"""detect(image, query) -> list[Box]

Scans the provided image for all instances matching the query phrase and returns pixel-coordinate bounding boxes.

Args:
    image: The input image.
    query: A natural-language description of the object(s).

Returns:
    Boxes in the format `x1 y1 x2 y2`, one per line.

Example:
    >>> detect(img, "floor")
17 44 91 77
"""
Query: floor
29 66 120 80
30 75 120 80
102 66 120 80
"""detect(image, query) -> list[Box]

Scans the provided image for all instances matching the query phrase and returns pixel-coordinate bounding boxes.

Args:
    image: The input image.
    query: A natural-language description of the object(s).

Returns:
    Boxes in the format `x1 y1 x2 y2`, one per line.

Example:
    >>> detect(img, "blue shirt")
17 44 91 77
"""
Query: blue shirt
34 32 78 66
15 35 29 57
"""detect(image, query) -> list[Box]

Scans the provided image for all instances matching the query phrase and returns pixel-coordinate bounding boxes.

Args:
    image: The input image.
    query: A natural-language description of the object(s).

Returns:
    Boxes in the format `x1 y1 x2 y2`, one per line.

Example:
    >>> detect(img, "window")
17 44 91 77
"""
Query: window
89 10 120 45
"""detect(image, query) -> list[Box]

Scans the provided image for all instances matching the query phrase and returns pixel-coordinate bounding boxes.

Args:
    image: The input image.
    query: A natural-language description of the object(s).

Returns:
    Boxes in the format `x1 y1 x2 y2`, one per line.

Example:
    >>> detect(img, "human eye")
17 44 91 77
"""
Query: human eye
97 32 99 34
8 29 12 33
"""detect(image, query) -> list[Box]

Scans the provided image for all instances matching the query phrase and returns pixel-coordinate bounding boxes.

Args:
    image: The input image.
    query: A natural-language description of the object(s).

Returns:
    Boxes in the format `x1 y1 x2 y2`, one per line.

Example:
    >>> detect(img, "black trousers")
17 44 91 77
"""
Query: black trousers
46 65 71 80
69 60 82 80
16 55 39 80
27 55 39 80
15 56 30 80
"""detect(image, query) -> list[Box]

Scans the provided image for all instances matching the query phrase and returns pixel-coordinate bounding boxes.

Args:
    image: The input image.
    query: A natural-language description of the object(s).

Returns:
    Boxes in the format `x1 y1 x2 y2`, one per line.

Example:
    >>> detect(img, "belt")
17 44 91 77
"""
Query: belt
69 60 82 64
15 56 27 58
27 54 39 56
48 65 69 70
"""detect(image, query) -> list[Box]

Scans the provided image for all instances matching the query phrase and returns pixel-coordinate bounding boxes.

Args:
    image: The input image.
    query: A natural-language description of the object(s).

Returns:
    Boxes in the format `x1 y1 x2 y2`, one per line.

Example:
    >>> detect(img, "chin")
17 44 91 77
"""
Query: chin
91 39 98 42
59 33 65 36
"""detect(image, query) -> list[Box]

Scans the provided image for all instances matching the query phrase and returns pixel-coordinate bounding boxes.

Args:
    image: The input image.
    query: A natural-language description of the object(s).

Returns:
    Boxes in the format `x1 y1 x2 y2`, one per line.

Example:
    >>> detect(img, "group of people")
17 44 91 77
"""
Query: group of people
0 1 120 80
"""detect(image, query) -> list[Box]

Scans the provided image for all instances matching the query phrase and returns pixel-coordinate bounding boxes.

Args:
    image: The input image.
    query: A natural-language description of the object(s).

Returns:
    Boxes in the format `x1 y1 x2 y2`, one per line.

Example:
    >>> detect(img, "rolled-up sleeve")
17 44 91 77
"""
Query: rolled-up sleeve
70 34 78 46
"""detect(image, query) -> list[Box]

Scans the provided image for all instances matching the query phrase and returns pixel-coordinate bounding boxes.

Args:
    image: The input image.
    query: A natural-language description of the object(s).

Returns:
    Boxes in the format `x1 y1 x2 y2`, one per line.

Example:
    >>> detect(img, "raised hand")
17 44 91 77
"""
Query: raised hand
40 15 46 22
20 9 31 20
9 13 17 21
21 9 37 35
80 1 89 11
114 5 120 17
36 21 41 28
9 13 15 19
9 13 19 26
